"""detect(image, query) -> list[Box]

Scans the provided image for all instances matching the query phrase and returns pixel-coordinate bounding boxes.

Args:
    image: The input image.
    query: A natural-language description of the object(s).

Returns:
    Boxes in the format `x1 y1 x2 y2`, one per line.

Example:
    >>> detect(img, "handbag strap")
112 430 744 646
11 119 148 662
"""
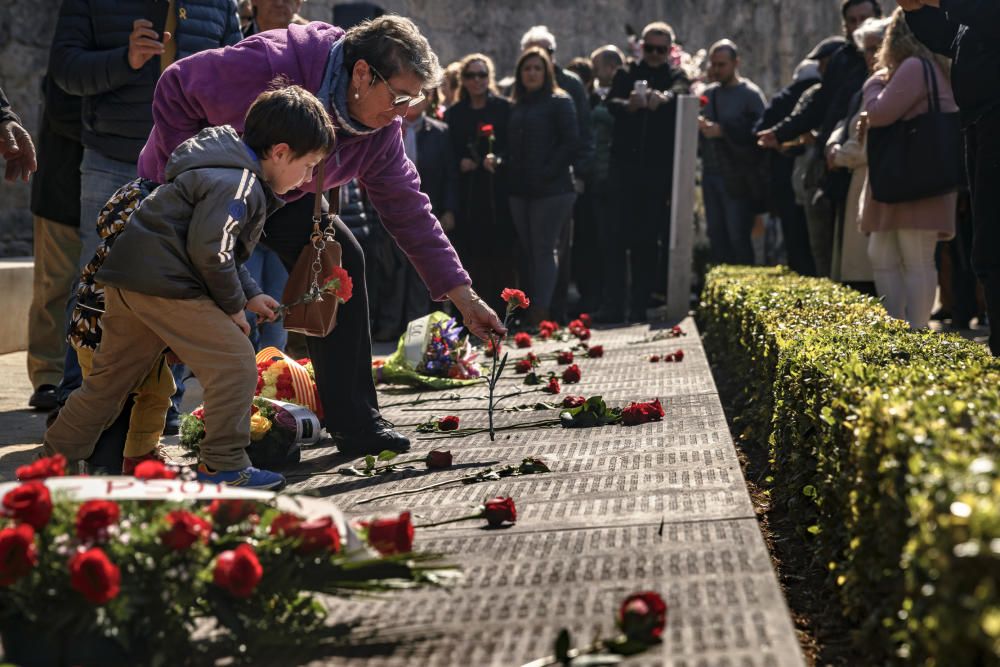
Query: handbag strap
920 58 941 114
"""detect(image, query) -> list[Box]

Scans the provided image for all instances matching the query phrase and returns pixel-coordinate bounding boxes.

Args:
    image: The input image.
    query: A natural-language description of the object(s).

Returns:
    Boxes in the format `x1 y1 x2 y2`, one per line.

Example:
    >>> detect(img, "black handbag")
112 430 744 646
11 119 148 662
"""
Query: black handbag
867 58 962 204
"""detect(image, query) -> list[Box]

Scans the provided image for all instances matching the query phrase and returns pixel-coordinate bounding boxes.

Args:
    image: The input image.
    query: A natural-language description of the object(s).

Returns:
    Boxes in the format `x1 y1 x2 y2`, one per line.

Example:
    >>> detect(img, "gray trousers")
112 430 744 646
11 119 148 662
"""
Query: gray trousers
509 192 577 312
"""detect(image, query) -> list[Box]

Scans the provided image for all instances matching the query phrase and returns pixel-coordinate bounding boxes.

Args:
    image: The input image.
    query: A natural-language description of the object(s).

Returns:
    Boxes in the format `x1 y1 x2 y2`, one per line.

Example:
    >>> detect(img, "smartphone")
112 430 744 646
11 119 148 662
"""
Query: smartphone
143 0 169 37
633 79 649 104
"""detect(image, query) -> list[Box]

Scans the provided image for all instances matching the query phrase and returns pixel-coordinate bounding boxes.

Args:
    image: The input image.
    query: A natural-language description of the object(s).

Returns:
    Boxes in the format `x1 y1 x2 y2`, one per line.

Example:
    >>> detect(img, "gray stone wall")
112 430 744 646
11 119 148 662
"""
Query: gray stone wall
0 0 843 255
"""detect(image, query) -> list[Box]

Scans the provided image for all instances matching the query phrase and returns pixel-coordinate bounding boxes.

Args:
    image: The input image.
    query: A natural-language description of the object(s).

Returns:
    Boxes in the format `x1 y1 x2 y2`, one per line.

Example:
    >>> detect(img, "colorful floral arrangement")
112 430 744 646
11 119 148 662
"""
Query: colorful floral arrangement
180 397 306 468
0 459 454 665
255 347 322 418
374 311 484 389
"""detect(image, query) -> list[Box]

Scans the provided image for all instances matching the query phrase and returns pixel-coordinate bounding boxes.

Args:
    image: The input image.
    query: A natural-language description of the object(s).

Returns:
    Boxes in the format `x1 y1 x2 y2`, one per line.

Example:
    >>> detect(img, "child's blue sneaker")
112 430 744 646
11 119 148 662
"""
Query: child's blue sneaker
196 464 286 490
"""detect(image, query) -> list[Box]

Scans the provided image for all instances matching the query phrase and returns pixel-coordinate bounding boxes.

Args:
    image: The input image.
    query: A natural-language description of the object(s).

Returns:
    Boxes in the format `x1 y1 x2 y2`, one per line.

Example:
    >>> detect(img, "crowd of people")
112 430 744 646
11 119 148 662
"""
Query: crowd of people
0 0 996 487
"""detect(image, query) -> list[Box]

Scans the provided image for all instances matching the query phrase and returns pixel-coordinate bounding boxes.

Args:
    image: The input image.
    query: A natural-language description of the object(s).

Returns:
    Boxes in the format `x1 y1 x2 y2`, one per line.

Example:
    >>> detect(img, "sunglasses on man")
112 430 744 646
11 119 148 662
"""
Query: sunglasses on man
370 64 426 108
643 44 670 55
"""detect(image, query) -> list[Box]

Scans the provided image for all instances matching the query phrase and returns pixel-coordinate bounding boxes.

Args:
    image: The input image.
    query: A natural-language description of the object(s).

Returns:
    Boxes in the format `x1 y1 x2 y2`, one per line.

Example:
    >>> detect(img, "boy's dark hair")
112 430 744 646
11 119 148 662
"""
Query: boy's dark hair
243 84 335 159
841 0 882 20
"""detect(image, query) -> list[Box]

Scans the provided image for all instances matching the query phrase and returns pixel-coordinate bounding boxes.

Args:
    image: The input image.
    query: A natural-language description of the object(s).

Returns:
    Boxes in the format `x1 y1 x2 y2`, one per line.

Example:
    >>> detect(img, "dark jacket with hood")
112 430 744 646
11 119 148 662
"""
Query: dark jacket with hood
97 125 283 314
507 90 579 198
906 2 1000 126
49 0 242 163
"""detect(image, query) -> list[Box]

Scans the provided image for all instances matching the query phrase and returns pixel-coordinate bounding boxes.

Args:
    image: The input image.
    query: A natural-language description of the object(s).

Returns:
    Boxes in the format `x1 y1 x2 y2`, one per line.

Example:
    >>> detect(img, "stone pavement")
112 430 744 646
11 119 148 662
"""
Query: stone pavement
0 319 805 666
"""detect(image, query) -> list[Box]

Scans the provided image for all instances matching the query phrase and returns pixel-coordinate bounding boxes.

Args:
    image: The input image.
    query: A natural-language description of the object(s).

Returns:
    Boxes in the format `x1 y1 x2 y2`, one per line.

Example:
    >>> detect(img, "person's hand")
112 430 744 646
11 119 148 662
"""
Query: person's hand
826 144 840 170
446 285 505 341
627 90 646 112
801 131 817 146
757 129 779 149
230 310 251 336
857 112 870 144
0 120 37 182
483 153 498 173
246 294 279 323
459 158 478 173
128 19 171 70
699 118 723 139
647 89 667 111
439 211 456 233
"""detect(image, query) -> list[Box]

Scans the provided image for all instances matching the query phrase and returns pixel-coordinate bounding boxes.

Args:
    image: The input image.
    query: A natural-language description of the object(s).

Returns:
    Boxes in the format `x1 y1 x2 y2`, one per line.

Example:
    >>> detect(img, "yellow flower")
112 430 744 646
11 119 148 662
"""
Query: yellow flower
250 413 272 440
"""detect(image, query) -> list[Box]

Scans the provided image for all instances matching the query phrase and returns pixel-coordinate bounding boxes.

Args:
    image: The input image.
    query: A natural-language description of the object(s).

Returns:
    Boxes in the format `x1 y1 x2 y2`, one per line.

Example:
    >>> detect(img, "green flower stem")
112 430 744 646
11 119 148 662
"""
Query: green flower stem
417 418 560 440
354 476 469 505
413 511 485 529
378 393 464 409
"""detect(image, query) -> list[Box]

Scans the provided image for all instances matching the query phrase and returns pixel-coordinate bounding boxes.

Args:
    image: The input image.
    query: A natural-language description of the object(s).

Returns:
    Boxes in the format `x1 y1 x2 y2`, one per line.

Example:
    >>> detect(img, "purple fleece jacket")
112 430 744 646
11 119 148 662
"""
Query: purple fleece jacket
137 22 470 300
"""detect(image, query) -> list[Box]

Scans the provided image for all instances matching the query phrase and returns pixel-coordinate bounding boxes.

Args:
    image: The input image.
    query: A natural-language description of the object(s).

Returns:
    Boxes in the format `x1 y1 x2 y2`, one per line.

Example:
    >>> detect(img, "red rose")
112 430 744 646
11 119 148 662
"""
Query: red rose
0 523 37 585
587 345 604 358
483 497 517 527
133 460 177 480
500 288 530 310
69 548 121 605
561 364 582 383
297 516 341 554
562 395 586 409
650 355 661 363
269 512 303 537
438 415 460 431
160 510 211 551
478 123 495 136
75 500 120 542
542 377 561 394
16 454 67 481
514 332 532 348
621 399 665 426
2 482 53 530
556 351 574 365
366 512 414 555
213 544 263 598
426 450 453 469
514 358 532 373
579 313 593 327
618 591 668 642
208 499 259 526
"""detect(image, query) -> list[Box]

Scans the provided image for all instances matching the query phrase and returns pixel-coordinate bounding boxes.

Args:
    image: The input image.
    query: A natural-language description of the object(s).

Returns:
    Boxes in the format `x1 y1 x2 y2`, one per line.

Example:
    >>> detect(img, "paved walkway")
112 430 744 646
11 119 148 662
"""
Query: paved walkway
0 319 804 666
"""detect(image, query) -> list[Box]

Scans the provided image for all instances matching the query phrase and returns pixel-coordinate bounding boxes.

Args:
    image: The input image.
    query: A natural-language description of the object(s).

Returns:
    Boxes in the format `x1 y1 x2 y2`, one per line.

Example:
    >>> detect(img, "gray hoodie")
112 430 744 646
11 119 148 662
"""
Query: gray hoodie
98 126 283 315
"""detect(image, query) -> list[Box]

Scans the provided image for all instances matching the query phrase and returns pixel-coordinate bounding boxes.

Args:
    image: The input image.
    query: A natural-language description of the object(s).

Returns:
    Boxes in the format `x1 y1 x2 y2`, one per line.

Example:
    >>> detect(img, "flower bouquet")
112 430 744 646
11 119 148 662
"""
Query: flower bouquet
255 347 322 418
180 397 319 468
0 465 456 667
372 311 484 389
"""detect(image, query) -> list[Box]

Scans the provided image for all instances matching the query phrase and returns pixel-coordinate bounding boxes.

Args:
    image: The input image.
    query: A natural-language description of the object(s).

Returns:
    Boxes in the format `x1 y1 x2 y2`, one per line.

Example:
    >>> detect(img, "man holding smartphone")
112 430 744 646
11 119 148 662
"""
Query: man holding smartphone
601 21 691 323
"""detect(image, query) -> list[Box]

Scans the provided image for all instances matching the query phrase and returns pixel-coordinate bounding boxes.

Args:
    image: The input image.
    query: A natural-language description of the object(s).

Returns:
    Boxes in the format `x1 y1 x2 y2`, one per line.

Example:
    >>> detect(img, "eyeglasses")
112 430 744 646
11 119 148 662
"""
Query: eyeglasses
462 71 489 80
643 44 670 55
369 64 425 108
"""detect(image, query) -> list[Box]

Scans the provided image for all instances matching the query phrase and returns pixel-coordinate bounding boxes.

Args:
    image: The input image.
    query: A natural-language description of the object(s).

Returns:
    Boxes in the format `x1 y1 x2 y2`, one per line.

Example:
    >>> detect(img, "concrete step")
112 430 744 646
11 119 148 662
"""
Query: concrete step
0 257 32 354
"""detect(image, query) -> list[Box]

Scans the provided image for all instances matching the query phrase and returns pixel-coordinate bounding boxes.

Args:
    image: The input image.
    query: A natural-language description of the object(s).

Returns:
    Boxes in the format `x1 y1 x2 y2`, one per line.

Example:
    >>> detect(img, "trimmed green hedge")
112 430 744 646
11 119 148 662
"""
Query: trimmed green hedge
699 266 1000 666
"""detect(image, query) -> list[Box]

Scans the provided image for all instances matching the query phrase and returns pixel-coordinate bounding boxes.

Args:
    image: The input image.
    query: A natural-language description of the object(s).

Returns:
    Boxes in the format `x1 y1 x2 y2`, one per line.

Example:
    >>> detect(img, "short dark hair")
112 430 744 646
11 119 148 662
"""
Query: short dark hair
343 15 442 87
841 0 883 20
566 57 594 88
512 47 562 103
243 84 335 159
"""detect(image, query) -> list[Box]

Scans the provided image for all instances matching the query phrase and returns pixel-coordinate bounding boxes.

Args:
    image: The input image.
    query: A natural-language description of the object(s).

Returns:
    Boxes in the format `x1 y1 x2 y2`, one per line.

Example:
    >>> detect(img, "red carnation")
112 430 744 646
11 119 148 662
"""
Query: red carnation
133 460 177 480
0 524 37 586
75 500 120 543
587 345 604 358
650 355 661 363
514 332 533 348
542 377 561 394
699 94 709 107
2 482 53 530
213 544 263 598
484 497 517 527
366 512 414 556
556 350 574 365
562 395 586 409
579 313 593 327
621 399 665 426
160 510 211 551
575 328 591 341
69 548 121 605
673 349 685 362
539 328 552 340
208 499 258 526
322 266 354 303
191 407 205 420
485 339 501 357
514 358 533 373
500 288 530 310
438 415 460 431
561 364 582 384
426 450 453 469
16 454 67 481
539 320 560 333
671 325 684 336
478 123 495 136
618 591 668 642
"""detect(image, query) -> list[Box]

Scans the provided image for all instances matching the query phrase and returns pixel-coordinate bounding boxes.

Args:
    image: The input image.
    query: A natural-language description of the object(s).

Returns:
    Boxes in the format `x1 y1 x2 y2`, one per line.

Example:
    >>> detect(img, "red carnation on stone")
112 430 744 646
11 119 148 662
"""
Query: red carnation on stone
69 547 121 605
213 544 263 598
483 496 517 527
514 358 533 373
618 591 668 642
556 350 574 365
2 482 53 530
438 415 460 431
365 512 414 556
650 355 661 363
621 399 665 426
561 364 582 383
75 500 120 543
16 454 67 481
587 345 604 358
426 450 453 469
500 288 530 310
542 377 561 394
562 395 586 408
514 332 533 348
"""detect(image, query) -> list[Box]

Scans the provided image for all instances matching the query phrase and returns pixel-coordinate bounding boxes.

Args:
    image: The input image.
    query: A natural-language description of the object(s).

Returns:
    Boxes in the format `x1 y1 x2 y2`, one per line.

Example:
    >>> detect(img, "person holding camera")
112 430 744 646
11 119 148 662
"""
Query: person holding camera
601 21 691 323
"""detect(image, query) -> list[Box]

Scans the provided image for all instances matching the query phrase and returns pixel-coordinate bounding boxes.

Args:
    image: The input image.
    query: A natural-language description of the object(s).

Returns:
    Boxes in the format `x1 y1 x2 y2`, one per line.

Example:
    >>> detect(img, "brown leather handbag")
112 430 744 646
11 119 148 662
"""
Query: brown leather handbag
281 160 344 337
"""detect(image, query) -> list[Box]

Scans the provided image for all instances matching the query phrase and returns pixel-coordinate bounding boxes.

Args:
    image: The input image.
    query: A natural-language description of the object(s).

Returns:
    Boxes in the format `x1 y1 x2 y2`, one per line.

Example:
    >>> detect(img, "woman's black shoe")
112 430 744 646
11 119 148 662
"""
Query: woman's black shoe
333 417 411 456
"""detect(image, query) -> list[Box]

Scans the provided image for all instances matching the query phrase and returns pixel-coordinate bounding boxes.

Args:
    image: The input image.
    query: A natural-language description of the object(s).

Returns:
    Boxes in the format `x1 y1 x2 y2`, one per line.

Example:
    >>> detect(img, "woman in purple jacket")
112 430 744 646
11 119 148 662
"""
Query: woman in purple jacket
137 16 505 455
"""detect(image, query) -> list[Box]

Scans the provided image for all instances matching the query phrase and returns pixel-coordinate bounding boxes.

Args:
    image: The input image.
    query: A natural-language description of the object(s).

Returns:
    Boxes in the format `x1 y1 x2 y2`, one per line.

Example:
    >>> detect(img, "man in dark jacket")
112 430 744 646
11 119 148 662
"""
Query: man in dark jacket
27 77 84 411
903 0 1000 355
602 21 691 322
373 96 459 340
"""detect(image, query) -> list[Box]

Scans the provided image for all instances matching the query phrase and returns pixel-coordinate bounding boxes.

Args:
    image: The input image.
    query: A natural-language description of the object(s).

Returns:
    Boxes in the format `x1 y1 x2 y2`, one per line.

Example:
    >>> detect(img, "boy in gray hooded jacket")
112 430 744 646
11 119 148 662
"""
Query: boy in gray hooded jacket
44 85 335 490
